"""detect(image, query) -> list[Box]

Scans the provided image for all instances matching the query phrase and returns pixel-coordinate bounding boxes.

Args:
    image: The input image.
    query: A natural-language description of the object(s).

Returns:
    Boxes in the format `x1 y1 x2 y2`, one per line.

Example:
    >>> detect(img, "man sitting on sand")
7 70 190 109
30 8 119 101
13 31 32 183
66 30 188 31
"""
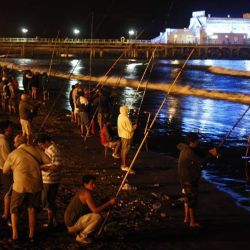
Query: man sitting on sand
177 132 217 228
100 118 121 159
64 175 115 245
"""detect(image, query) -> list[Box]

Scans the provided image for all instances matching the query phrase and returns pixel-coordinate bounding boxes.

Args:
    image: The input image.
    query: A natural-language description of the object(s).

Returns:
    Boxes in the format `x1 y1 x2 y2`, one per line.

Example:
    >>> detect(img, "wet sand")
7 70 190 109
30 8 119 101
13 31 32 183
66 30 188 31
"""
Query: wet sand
0 108 249 250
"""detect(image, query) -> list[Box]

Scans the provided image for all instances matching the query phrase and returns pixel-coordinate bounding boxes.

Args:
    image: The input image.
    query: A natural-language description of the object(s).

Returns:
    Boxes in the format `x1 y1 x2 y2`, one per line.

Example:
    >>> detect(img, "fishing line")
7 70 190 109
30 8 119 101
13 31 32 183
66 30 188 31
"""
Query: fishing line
38 59 81 132
135 56 156 123
81 31 145 141
48 31 60 77
128 46 158 109
93 0 117 37
217 105 250 149
95 30 144 90
89 12 94 94
244 135 250 181
98 46 196 236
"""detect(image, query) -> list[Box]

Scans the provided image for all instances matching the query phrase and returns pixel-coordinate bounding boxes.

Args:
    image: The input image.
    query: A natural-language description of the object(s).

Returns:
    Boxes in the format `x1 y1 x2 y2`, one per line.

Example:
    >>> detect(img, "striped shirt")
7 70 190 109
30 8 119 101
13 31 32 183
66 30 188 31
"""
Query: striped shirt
42 143 62 184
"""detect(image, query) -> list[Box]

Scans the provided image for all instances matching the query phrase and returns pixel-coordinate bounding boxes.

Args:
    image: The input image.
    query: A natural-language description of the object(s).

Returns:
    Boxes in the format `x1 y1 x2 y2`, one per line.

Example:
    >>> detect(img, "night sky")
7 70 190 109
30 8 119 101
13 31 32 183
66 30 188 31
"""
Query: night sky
0 0 249 39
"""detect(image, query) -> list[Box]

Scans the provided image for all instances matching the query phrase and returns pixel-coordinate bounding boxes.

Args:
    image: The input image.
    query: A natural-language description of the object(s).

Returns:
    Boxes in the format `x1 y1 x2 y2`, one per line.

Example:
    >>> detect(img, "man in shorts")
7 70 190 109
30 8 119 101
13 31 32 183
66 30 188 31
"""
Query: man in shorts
3 135 50 242
35 133 62 228
0 120 13 221
117 105 136 173
19 94 34 144
177 132 217 228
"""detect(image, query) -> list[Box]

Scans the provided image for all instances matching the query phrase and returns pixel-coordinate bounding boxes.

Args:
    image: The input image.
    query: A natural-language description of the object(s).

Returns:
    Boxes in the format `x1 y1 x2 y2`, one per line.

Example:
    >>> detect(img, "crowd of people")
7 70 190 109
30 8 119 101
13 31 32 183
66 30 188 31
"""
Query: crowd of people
69 82 137 173
0 64 219 246
0 65 135 245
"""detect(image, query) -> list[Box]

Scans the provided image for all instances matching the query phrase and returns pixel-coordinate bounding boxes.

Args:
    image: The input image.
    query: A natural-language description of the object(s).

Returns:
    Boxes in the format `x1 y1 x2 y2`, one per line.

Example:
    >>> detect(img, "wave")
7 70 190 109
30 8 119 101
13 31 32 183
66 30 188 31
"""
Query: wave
1 60 250 105
158 62 250 78
208 66 250 78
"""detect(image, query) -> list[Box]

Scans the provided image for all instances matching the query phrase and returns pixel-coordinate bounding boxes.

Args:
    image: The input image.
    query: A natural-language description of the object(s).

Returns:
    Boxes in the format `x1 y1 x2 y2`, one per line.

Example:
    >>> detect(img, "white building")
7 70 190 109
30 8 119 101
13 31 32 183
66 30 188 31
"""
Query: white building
151 28 196 44
152 10 250 44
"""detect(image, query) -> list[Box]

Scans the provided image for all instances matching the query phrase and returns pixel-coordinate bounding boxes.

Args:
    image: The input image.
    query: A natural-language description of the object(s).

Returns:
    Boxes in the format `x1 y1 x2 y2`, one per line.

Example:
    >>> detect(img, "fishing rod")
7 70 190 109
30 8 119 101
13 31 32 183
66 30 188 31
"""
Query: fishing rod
39 59 81 132
136 47 157 92
84 64 126 142
95 30 144 89
81 31 145 142
89 12 94 94
48 31 60 77
98 46 197 236
134 60 156 151
244 135 250 181
128 46 158 110
143 111 151 152
135 56 156 123
83 47 149 142
217 105 250 150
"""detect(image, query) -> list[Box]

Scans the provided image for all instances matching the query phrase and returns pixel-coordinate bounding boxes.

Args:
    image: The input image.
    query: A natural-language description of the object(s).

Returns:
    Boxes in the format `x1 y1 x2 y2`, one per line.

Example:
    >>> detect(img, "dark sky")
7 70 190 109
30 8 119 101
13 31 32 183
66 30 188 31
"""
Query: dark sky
0 0 249 39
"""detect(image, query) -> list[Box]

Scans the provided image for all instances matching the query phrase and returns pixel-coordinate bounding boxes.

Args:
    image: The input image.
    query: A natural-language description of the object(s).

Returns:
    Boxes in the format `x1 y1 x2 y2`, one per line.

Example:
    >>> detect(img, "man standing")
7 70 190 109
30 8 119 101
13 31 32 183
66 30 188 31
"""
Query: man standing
19 94 34 144
3 135 50 242
64 175 115 245
93 89 112 129
117 105 136 173
76 91 91 137
0 120 12 221
177 132 217 228
35 133 62 228
72 83 81 125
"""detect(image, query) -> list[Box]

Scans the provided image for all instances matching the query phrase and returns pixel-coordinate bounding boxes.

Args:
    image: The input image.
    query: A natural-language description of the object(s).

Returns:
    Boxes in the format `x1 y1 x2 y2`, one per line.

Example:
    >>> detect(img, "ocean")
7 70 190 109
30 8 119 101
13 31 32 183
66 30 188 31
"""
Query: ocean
5 57 250 212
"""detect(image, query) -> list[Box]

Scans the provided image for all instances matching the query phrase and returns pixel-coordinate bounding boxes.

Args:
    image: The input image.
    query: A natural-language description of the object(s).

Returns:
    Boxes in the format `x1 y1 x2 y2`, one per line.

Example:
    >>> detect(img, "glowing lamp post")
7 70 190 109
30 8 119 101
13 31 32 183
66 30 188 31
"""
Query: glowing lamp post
128 29 136 41
73 28 80 40
21 28 28 36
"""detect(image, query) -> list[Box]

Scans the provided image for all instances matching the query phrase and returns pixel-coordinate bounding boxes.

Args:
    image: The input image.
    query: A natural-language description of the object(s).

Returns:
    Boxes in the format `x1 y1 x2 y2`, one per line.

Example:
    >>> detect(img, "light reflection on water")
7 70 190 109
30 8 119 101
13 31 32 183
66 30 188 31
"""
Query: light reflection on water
5 58 250 212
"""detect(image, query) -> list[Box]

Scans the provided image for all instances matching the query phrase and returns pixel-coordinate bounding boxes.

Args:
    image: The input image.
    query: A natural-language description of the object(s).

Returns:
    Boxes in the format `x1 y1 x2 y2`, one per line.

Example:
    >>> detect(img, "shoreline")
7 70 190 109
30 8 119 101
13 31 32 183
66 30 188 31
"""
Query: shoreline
0 108 249 249
1 60 250 105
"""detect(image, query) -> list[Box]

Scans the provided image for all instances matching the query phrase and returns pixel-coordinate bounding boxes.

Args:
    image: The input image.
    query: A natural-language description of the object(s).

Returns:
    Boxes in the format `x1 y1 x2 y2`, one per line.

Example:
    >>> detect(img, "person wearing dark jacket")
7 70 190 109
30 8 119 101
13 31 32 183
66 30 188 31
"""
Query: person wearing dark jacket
177 132 217 228
92 89 112 129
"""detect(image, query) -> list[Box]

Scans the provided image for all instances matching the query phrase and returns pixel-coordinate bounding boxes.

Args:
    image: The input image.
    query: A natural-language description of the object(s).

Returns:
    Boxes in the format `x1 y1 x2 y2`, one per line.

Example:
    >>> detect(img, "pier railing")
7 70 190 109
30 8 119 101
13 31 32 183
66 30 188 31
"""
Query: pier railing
0 38 152 44
0 38 250 59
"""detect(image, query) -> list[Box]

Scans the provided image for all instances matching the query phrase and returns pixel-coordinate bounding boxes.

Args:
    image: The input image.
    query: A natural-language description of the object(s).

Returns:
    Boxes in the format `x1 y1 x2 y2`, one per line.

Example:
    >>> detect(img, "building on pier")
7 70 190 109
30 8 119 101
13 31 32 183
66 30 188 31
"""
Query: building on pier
152 10 250 44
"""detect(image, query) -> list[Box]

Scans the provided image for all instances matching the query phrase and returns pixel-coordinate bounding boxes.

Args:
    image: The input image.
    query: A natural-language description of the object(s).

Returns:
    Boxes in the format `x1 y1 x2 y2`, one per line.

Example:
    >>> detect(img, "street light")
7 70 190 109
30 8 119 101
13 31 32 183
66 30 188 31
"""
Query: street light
128 29 135 36
73 28 80 41
128 29 136 42
73 28 80 35
21 28 28 35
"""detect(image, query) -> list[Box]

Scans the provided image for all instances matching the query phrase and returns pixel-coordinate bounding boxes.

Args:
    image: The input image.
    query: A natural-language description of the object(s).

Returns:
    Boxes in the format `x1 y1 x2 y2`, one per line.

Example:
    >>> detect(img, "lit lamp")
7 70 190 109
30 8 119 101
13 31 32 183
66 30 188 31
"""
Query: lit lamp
21 28 28 35
128 29 136 40
73 28 80 38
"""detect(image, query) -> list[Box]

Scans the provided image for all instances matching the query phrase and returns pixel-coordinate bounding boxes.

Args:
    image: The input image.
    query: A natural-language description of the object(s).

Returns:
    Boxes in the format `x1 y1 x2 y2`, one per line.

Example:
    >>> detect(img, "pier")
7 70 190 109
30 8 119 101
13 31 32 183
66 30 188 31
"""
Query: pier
0 38 250 59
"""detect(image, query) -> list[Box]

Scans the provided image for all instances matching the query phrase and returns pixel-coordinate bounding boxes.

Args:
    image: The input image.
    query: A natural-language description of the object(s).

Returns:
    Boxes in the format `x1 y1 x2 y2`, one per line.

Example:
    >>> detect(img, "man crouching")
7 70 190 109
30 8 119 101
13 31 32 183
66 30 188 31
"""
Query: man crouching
64 175 115 245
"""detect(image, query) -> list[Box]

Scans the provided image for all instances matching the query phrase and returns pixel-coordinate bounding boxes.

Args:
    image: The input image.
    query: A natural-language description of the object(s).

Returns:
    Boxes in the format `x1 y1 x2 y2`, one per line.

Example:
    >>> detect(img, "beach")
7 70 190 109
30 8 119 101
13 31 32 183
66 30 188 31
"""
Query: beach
0 107 249 250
